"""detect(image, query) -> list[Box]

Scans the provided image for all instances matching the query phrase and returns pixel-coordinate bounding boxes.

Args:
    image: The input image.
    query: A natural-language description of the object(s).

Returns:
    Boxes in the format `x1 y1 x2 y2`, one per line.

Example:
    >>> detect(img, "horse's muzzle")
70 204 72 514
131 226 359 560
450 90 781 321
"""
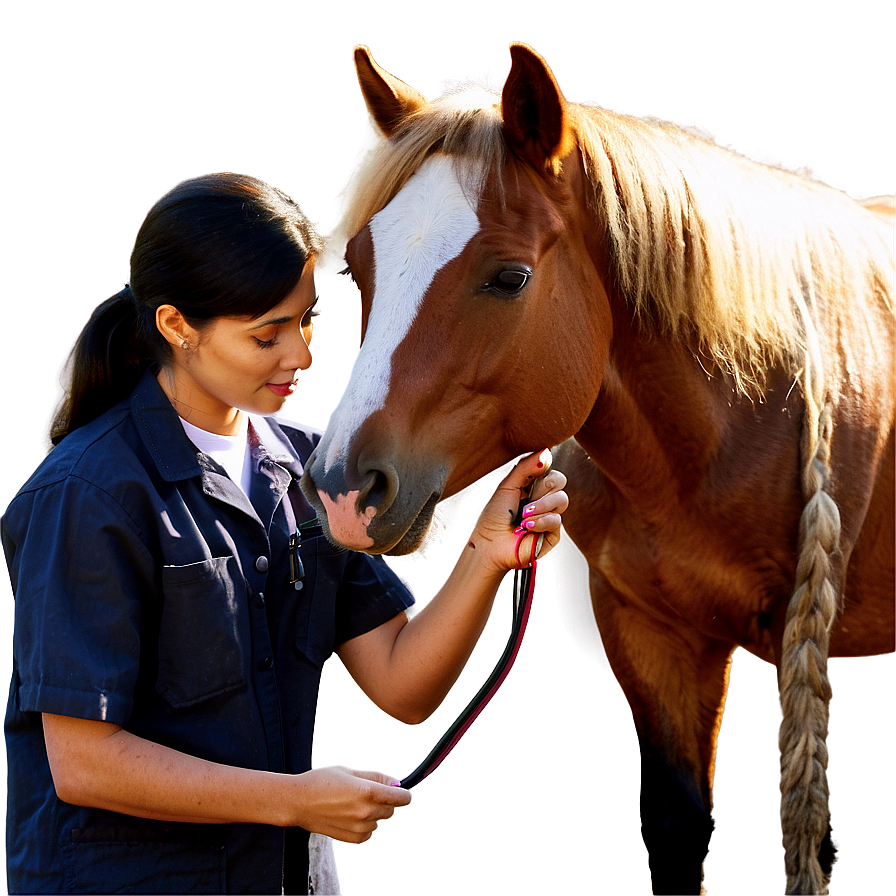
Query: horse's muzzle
300 450 445 555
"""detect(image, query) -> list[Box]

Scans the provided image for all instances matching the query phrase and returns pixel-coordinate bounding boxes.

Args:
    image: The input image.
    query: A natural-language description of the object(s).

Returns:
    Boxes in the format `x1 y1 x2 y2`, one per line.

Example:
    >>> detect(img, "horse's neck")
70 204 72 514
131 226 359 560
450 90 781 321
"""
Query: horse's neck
568 171 804 513
576 330 776 516
578 357 703 514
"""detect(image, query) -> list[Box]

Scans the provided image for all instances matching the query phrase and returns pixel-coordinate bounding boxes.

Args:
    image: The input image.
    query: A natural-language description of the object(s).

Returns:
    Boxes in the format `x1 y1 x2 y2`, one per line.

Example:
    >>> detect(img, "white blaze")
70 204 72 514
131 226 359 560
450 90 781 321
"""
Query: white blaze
324 155 480 472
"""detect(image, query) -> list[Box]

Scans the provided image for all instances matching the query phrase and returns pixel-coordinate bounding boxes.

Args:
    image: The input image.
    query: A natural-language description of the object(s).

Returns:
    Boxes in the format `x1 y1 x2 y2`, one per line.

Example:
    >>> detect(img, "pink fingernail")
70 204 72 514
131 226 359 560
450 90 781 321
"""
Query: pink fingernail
525 519 535 530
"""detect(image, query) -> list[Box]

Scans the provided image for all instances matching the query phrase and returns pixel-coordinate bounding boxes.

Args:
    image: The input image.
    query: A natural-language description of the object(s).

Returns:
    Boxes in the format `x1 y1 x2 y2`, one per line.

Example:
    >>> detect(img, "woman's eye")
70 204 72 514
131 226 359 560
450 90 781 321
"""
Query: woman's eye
485 267 531 296
254 336 276 349
302 299 320 348
303 299 320 326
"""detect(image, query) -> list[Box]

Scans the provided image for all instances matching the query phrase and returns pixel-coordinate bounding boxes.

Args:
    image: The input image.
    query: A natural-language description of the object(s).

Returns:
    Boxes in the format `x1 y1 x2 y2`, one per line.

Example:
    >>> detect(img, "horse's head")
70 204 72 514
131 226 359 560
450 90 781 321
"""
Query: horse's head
302 45 610 554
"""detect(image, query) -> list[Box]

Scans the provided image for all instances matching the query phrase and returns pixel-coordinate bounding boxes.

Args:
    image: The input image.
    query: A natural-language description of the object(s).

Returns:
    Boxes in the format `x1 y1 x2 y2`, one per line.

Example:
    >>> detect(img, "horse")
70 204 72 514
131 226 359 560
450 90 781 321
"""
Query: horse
300 44 895 894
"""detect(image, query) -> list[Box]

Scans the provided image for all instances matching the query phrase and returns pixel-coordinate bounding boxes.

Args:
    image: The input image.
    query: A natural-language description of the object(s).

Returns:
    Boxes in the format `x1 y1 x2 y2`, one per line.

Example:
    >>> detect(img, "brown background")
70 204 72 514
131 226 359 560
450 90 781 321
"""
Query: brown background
2 0 896 894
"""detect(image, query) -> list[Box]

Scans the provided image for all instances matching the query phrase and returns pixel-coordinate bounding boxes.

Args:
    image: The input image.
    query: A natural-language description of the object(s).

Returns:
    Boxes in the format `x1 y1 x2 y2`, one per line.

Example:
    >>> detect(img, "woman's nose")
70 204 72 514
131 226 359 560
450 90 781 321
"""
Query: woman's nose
282 328 313 371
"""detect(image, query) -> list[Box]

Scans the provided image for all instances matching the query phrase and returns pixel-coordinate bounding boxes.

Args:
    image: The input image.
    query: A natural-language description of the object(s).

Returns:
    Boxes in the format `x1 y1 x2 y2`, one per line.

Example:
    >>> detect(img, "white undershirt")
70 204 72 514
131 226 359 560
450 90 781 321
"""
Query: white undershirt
179 414 254 496
177 411 283 497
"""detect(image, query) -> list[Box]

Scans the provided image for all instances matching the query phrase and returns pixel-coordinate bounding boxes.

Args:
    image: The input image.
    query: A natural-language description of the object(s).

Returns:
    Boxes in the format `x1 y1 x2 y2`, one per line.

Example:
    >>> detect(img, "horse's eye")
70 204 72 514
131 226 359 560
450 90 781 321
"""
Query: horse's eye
486 267 531 296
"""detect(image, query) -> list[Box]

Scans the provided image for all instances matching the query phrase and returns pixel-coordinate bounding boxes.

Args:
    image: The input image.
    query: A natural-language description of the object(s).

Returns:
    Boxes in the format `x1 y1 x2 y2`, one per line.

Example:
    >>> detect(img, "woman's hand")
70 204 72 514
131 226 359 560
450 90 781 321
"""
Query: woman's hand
290 766 411 843
469 449 568 573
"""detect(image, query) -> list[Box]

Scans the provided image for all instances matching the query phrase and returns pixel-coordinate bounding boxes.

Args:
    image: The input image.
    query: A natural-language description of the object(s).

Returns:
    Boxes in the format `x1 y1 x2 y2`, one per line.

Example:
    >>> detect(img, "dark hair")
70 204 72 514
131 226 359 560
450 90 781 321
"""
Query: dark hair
50 173 324 445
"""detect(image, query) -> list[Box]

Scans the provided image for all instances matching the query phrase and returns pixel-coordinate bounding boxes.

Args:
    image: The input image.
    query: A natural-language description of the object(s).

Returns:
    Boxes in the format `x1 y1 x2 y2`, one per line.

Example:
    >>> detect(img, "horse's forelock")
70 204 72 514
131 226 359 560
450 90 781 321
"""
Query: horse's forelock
337 89 505 246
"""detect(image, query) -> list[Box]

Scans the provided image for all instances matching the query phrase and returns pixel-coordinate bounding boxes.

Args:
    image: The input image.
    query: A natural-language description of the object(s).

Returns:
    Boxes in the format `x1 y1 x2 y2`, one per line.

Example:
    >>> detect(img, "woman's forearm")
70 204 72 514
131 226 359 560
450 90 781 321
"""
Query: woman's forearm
42 714 410 840
395 541 505 714
338 539 506 724
45 713 308 825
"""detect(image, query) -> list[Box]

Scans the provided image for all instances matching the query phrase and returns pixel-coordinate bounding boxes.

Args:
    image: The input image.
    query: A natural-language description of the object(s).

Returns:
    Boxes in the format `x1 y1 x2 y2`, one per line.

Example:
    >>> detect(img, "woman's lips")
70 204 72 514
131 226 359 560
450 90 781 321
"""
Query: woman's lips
266 380 297 397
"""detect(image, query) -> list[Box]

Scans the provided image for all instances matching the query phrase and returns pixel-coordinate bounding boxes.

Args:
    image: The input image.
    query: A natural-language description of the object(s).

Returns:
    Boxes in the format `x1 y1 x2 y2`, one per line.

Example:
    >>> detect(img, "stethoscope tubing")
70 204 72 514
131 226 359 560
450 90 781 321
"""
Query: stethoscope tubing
399 546 538 789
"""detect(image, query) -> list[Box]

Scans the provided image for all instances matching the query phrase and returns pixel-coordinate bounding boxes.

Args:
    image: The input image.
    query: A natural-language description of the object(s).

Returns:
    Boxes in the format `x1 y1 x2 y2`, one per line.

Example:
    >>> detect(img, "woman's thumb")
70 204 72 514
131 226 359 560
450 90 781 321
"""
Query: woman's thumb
509 448 552 489
351 769 406 789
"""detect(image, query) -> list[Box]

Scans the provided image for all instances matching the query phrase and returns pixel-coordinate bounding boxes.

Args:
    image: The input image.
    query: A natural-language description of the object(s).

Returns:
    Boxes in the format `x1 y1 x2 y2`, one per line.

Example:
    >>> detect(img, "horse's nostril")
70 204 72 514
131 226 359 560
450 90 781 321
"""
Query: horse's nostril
363 470 391 511
355 460 399 517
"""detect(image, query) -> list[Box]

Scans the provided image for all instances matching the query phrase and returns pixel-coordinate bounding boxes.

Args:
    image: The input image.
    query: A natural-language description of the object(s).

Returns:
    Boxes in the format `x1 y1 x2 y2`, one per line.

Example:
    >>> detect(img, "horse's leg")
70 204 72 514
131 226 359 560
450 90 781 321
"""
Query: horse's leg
591 580 735 895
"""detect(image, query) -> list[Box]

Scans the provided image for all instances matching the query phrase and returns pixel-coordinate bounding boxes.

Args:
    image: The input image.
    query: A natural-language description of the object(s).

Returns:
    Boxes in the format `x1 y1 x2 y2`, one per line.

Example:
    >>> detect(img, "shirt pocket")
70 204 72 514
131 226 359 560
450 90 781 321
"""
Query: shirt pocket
157 556 247 709
293 539 343 668
62 826 226 894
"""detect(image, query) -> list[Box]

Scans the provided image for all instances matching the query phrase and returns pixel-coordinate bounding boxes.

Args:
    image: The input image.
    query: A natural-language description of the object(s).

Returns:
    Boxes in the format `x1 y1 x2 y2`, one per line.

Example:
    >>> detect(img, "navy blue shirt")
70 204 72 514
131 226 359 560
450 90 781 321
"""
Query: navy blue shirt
2 370 414 894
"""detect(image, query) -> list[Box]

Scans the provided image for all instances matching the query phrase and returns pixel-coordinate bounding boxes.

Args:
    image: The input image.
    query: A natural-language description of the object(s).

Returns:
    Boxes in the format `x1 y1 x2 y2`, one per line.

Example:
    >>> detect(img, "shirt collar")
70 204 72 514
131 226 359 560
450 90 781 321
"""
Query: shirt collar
128 368 305 485
250 415 304 479
129 370 203 482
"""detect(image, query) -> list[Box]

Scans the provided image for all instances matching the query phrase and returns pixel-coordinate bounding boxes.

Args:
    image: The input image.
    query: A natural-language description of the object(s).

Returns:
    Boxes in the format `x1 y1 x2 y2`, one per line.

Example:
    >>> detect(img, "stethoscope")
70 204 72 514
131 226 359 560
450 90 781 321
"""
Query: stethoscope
286 488 541 790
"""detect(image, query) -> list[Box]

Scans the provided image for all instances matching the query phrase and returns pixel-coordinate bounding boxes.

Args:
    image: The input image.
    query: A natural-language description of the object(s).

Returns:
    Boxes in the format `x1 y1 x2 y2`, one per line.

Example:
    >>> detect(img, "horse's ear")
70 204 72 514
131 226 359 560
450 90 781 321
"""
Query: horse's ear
354 45 428 138
501 44 575 174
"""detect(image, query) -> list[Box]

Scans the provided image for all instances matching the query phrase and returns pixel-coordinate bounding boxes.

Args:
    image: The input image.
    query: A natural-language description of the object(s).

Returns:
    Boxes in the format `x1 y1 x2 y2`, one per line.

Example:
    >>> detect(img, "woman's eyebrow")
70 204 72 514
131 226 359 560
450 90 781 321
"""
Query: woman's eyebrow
249 315 293 329
250 297 318 329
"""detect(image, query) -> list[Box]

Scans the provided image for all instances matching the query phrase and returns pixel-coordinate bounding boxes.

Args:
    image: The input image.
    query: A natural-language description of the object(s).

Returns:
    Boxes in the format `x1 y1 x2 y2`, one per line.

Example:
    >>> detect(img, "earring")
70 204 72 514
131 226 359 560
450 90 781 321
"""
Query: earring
180 338 190 350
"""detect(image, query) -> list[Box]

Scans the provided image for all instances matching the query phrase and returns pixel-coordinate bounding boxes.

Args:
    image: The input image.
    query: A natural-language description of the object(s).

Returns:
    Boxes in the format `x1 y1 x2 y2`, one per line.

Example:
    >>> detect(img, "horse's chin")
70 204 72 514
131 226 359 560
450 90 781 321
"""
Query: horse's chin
383 492 441 556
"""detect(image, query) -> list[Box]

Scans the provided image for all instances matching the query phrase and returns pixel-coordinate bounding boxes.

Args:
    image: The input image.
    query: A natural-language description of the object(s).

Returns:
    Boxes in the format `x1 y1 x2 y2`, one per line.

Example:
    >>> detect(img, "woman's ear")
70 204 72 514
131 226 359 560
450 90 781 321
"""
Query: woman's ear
155 304 197 352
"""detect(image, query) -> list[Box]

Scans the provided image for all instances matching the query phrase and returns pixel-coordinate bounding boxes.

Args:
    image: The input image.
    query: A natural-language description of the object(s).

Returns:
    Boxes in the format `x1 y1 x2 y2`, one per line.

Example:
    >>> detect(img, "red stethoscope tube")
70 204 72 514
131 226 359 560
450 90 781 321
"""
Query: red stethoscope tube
399 511 540 790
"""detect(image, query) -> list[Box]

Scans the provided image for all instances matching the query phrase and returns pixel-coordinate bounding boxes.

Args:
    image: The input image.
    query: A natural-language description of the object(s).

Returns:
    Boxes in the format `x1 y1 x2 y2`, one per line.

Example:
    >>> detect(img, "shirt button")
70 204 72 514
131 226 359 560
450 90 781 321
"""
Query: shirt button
259 657 274 671
255 556 269 573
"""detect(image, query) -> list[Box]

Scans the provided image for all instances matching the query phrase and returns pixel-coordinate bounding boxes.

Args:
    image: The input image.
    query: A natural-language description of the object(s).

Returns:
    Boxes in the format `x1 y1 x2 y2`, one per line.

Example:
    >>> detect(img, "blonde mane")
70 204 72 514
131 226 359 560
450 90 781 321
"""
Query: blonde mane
340 89 894 391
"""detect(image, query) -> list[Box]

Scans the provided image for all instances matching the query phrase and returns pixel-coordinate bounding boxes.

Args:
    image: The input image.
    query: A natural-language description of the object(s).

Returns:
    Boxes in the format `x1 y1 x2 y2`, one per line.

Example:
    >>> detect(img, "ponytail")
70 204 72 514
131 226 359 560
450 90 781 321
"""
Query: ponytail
50 286 166 446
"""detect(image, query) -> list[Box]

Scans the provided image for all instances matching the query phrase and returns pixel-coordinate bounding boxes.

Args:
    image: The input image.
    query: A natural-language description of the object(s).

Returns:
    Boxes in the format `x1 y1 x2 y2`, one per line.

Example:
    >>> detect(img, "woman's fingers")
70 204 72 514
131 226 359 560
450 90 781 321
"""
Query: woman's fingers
508 457 567 565
529 467 568 502
520 480 569 525
471 448 569 570
518 469 568 542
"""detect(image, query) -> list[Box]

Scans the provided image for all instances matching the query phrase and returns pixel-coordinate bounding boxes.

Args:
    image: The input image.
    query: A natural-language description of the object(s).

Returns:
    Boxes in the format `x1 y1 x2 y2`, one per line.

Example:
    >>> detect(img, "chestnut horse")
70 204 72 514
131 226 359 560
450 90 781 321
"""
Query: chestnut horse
301 45 894 894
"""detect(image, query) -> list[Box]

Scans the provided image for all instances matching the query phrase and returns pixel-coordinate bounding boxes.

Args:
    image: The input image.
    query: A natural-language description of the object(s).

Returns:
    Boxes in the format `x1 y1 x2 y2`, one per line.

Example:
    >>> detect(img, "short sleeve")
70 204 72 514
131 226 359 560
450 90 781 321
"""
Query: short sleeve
333 552 414 646
3 476 153 725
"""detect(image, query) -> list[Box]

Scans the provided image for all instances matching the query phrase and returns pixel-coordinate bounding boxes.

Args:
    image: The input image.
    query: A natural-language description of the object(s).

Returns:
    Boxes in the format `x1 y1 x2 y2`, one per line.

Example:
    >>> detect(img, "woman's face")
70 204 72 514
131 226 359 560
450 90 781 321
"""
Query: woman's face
159 264 318 434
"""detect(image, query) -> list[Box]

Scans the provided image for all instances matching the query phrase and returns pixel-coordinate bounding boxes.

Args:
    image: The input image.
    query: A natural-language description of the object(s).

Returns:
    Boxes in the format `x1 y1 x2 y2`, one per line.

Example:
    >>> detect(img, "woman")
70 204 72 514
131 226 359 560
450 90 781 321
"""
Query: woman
2 173 568 894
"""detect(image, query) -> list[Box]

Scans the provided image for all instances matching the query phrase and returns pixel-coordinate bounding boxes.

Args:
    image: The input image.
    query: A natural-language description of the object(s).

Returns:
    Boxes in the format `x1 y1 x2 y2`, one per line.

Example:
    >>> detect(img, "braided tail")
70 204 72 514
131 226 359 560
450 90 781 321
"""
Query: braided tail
778 394 841 894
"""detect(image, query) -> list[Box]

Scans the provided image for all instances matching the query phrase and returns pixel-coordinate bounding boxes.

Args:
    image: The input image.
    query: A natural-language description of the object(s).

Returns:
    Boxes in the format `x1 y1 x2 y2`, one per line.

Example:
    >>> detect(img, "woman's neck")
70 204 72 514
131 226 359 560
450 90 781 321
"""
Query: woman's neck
156 368 244 436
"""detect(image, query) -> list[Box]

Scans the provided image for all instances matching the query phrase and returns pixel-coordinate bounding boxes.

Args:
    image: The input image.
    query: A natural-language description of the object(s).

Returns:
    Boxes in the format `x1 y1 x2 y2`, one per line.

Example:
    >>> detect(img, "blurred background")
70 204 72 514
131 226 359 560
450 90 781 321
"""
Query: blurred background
1 1 892 893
